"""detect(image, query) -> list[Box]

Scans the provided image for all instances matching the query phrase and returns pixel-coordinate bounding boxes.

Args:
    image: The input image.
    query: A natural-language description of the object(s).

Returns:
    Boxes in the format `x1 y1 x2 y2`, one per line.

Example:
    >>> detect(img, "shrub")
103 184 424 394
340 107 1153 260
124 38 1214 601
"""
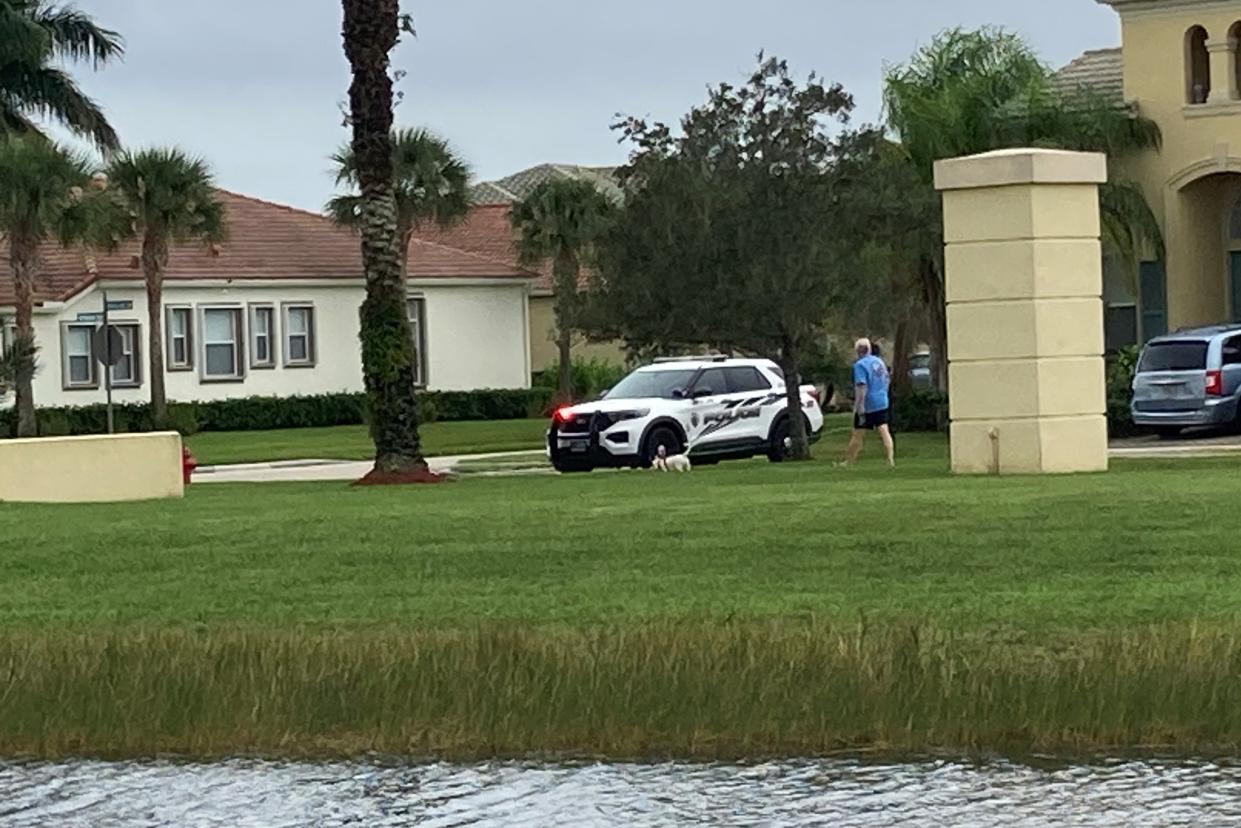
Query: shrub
0 388 555 438
892 389 947 433
533 358 628 401
1106 346 1140 439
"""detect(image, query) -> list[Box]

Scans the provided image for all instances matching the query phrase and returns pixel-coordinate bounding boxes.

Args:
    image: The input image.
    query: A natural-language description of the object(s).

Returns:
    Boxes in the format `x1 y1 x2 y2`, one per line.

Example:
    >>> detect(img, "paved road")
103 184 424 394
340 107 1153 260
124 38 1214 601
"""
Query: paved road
194 450 548 483
1109 432 1241 459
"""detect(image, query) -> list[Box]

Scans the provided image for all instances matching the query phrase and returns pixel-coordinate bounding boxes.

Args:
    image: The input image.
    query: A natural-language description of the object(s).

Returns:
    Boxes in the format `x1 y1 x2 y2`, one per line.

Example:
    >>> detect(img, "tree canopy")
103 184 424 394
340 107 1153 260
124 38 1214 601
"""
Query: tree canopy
589 55 873 458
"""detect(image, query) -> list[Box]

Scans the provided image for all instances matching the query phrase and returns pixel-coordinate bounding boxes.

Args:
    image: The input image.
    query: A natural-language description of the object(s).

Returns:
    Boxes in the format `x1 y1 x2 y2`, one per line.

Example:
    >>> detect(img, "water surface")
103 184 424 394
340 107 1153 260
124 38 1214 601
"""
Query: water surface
2 758 1239 826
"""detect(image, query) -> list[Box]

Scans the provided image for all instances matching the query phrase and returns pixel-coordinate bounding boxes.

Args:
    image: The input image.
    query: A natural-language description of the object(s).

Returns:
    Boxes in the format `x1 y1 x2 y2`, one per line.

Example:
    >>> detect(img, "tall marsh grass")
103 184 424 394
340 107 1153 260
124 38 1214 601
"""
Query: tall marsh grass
3 622 1241 760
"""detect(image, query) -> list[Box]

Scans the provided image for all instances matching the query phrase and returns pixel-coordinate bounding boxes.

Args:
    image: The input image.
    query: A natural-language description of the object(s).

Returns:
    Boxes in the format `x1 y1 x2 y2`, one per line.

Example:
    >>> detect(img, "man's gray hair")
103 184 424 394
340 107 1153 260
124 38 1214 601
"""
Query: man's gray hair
855 337 872 356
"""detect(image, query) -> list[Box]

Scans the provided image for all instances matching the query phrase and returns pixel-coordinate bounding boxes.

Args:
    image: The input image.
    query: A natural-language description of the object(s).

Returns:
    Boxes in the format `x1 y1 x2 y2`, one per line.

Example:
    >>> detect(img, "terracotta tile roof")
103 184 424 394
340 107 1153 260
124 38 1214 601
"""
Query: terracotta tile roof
0 190 534 308
1053 48 1124 104
413 204 562 294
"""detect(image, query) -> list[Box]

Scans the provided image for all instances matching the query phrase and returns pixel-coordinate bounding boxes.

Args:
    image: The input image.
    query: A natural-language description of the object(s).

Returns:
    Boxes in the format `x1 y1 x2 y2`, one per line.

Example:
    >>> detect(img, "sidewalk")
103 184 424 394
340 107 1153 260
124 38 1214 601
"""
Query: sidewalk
1108 433 1241 460
193 450 547 483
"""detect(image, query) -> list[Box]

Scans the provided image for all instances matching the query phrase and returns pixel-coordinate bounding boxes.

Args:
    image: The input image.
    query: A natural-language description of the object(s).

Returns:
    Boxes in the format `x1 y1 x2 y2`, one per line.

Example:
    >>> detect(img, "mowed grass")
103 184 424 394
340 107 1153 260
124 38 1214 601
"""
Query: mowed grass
184 418 548 465
8 433 1241 760
0 431 1236 632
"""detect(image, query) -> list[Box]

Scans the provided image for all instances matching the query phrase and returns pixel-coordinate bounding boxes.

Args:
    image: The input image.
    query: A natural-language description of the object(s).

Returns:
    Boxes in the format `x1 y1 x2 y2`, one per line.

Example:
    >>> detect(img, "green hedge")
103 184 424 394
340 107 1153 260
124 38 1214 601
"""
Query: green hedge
1 388 554 438
532 358 629 401
892 389 948 433
1105 345 1141 439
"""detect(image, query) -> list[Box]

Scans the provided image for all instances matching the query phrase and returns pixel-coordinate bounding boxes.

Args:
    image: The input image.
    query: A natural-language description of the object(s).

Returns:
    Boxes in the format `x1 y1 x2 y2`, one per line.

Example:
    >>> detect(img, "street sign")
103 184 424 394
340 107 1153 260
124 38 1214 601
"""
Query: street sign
92 325 124 367
105 300 133 311
76 312 104 323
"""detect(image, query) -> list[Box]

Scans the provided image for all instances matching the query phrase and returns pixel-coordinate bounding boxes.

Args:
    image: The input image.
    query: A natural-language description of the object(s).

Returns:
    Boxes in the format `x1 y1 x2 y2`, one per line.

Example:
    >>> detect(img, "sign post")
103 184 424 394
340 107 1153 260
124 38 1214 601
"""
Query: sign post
91 291 126 435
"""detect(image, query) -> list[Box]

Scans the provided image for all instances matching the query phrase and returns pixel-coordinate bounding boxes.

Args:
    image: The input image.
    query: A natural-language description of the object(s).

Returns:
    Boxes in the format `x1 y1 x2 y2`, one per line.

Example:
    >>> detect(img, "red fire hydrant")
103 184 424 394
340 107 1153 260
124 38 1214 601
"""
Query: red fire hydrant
182 446 198 485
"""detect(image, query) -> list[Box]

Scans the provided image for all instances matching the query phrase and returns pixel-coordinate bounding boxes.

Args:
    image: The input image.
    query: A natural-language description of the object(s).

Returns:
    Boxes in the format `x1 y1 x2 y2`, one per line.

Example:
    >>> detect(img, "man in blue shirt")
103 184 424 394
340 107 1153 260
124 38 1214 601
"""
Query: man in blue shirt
842 337 895 467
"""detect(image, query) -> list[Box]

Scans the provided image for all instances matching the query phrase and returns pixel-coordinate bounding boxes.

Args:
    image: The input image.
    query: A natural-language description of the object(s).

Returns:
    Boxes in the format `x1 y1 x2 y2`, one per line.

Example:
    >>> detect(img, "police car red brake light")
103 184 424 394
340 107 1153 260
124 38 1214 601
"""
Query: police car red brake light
554 406 573 422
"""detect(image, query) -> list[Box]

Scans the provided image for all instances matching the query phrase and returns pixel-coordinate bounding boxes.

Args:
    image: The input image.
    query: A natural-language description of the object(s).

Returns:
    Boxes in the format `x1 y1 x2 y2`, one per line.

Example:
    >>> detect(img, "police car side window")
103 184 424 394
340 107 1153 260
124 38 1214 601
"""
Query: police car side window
724 367 771 393
693 368 728 396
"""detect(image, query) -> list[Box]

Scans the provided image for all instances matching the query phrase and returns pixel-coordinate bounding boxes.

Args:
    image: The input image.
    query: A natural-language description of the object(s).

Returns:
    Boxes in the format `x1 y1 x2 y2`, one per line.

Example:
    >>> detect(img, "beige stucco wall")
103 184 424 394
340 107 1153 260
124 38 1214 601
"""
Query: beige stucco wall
936 148 1109 475
1111 1 1241 330
0 431 184 503
528 295 628 372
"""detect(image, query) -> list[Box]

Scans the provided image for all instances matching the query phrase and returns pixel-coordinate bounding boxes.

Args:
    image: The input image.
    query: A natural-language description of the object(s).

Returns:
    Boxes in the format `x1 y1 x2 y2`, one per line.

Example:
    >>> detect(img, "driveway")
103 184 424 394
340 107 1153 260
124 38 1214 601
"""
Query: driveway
1109 432 1241 459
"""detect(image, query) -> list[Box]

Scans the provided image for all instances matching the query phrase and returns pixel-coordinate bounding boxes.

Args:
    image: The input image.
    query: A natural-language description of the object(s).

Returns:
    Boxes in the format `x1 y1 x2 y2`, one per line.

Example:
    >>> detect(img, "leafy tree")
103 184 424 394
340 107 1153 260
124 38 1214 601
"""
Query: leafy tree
511 178 613 401
0 0 123 150
327 127 471 276
883 27 1162 388
0 135 92 436
592 56 863 460
341 0 426 476
105 148 227 428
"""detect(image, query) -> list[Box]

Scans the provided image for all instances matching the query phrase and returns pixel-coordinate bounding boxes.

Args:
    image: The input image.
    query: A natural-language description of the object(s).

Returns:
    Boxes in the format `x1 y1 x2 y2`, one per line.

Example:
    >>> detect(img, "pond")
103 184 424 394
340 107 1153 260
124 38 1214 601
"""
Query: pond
1 758 1239 826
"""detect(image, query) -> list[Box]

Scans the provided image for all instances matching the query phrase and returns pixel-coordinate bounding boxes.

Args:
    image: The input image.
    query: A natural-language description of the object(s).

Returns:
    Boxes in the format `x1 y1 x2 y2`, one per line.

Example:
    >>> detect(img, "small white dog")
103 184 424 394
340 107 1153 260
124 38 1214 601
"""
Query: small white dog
654 444 692 473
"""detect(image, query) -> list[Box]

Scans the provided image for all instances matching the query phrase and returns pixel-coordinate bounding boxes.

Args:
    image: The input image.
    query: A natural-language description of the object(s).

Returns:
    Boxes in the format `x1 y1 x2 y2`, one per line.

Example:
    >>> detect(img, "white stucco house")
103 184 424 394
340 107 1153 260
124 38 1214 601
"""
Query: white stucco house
0 191 537 409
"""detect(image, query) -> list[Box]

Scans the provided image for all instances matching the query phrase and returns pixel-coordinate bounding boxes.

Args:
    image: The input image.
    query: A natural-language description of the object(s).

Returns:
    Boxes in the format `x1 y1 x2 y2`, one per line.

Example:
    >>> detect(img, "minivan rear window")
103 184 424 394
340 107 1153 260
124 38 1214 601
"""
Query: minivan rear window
1138 341 1209 372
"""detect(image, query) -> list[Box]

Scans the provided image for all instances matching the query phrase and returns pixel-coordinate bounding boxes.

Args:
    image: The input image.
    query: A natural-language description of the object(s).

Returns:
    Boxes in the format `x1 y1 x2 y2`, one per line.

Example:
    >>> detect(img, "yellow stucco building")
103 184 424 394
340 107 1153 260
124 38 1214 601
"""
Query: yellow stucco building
1064 0 1241 347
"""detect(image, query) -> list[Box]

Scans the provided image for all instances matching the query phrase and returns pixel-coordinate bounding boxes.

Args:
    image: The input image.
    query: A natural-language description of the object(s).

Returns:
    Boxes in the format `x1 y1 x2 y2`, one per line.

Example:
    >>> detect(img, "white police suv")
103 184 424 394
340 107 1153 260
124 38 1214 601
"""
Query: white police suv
547 356 825 473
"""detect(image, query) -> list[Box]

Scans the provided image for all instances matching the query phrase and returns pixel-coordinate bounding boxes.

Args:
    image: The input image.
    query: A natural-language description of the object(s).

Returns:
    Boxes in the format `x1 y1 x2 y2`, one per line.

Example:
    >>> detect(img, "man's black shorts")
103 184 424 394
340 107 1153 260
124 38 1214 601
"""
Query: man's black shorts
854 409 891 431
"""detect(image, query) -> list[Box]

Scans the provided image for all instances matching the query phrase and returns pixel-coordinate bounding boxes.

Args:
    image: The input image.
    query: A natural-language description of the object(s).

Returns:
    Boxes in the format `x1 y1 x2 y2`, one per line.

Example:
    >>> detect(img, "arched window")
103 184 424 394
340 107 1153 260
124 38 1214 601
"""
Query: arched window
1229 191 1241 243
1231 22 1241 100
1187 25 1211 104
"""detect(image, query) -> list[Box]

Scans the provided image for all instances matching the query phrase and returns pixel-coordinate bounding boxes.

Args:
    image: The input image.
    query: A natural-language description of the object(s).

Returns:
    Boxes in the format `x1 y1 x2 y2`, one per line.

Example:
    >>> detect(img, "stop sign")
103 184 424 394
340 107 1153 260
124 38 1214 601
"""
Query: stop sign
92 325 125 367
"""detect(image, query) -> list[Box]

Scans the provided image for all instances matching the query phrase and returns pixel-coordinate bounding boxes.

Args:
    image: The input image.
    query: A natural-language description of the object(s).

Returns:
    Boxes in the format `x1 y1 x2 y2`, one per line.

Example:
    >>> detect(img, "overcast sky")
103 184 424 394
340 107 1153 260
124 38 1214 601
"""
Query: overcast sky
63 0 1120 212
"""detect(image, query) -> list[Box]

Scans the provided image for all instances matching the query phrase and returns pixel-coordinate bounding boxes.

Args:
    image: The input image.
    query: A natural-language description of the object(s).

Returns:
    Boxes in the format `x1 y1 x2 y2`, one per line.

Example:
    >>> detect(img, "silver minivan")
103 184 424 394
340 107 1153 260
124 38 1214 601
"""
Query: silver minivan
1131 325 1241 437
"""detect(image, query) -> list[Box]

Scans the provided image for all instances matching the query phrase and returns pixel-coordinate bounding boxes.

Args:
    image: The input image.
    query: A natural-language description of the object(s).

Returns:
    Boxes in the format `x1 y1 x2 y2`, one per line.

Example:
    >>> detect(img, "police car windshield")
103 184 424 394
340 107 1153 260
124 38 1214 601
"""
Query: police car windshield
605 368 698 400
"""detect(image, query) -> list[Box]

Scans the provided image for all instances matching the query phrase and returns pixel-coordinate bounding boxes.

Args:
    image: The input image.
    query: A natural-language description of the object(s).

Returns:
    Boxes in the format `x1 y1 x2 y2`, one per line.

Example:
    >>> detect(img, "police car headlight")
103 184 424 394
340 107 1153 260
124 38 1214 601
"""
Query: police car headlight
606 409 649 426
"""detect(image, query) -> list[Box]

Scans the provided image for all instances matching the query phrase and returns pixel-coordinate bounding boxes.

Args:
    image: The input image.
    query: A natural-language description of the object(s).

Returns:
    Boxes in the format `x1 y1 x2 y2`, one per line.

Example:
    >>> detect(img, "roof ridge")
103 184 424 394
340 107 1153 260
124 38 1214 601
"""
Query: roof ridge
410 236 536 277
217 189 339 225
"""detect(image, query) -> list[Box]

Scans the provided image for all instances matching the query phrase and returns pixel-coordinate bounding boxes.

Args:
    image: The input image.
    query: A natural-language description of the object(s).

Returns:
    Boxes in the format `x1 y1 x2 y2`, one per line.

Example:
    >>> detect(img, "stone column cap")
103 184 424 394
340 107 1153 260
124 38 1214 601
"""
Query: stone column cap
934 148 1108 192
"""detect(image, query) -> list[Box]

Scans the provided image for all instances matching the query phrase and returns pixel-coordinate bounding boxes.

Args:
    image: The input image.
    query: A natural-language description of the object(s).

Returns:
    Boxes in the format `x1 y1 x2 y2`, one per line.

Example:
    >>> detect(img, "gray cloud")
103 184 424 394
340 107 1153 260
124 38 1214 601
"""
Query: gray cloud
64 0 1119 211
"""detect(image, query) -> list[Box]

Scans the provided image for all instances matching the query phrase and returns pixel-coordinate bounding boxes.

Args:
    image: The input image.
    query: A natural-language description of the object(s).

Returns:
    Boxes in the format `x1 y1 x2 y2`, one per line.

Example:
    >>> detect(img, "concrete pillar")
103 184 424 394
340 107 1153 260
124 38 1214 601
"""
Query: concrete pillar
1208 40 1237 104
934 149 1109 475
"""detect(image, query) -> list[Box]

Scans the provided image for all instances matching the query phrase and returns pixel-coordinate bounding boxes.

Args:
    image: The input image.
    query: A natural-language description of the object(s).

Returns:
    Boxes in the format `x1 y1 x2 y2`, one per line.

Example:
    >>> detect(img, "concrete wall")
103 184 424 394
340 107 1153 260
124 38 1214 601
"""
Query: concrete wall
0 431 183 502
528 295 628 372
936 148 1109 475
12 279 531 410
1110 0 1241 331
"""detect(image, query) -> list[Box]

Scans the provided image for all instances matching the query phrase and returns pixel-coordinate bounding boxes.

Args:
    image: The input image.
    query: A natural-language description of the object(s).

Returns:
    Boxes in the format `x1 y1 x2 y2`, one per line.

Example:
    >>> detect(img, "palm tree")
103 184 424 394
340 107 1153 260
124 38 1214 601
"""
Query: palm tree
327 127 470 275
511 178 613 401
0 135 91 436
106 148 226 428
0 0 123 151
341 0 426 478
883 27 1163 389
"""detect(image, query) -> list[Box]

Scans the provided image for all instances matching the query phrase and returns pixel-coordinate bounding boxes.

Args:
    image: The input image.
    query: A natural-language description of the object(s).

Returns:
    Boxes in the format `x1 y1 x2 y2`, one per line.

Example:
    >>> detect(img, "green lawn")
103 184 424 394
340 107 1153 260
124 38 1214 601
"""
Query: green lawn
2 432 1237 634
185 418 548 465
7 436 1241 760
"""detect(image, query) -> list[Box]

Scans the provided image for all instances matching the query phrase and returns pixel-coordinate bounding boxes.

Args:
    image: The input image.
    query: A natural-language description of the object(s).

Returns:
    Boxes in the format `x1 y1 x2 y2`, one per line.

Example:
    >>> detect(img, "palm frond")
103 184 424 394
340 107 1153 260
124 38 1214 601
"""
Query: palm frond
30 4 124 68
324 193 363 227
0 327 38 388
105 147 227 247
0 62 118 150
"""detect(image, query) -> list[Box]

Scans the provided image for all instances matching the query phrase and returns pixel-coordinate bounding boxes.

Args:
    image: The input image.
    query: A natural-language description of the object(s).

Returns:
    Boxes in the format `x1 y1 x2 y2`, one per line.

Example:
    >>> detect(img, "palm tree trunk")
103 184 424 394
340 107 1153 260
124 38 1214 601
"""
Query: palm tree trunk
556 329 573 403
343 0 425 475
142 232 169 429
920 255 948 393
552 253 578 402
10 236 38 438
781 337 810 461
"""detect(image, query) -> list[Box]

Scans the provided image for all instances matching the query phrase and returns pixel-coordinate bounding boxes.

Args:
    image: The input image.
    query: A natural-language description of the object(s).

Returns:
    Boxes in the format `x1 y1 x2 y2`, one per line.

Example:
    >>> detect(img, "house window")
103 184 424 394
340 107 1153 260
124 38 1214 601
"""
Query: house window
166 307 193 370
250 305 276 368
62 323 97 389
109 323 141 388
1139 261 1168 341
407 296 427 386
1187 25 1211 104
201 307 244 381
283 304 315 367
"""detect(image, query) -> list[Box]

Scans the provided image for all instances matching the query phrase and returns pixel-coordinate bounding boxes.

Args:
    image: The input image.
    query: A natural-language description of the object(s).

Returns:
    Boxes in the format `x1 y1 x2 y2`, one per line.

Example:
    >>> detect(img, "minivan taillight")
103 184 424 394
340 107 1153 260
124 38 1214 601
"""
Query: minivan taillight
1206 369 1223 396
